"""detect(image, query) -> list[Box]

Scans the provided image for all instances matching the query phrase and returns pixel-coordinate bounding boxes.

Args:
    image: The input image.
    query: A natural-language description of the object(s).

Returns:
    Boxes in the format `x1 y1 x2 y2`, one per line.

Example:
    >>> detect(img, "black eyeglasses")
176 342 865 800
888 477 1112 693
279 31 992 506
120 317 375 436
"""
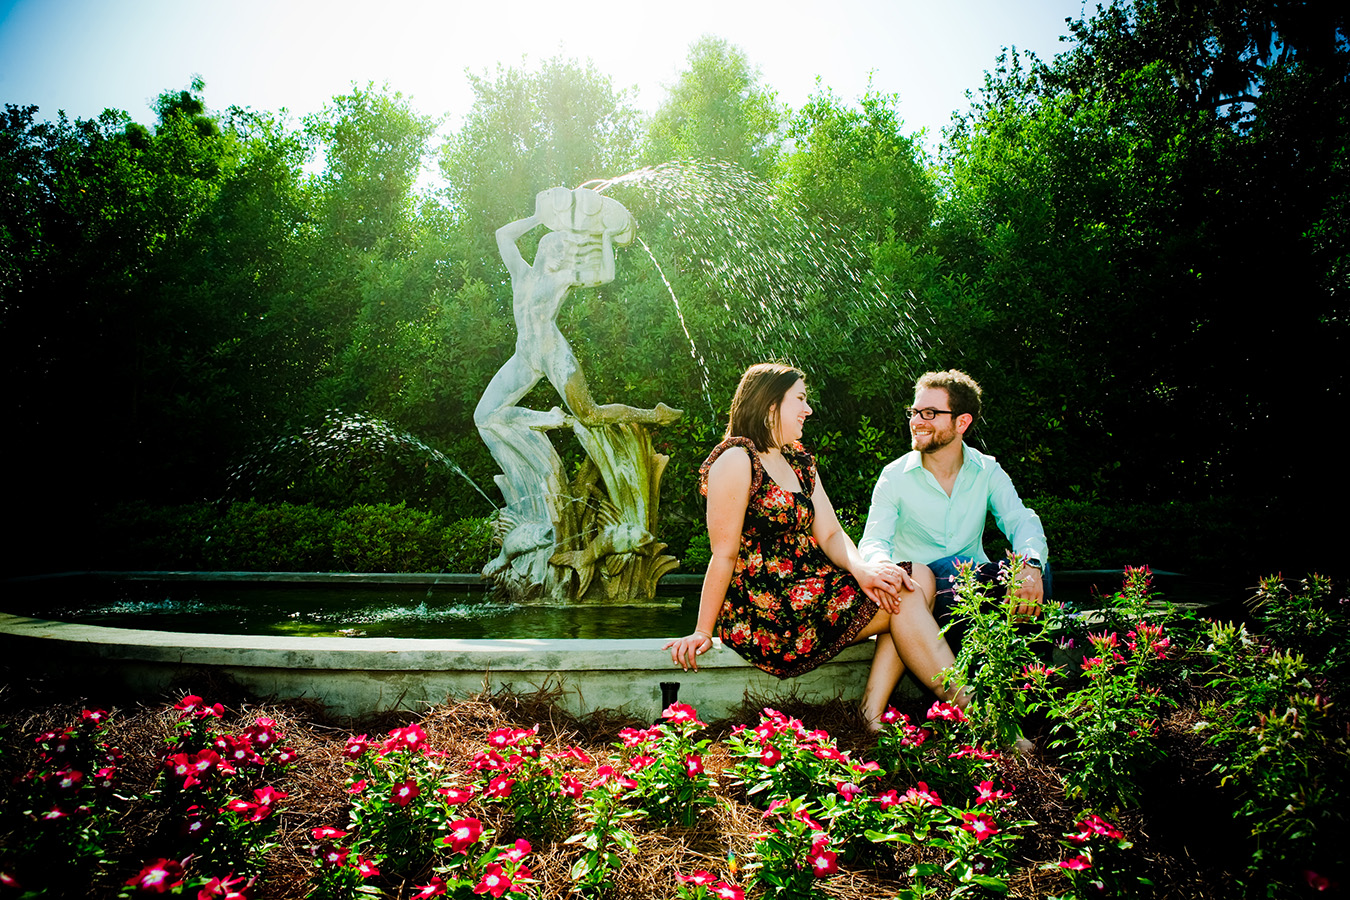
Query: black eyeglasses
905 407 955 421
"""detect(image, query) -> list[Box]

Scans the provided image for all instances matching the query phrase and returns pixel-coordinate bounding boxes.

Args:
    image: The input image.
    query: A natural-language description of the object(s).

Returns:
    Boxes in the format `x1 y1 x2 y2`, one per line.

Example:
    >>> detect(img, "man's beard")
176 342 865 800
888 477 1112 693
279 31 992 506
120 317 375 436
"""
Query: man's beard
913 425 957 454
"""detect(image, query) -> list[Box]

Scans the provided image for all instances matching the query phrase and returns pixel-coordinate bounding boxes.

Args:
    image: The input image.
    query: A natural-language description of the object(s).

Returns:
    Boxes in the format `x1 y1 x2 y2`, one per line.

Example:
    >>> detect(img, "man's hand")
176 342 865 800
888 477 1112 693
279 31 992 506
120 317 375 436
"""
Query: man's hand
856 561 915 614
1013 566 1044 617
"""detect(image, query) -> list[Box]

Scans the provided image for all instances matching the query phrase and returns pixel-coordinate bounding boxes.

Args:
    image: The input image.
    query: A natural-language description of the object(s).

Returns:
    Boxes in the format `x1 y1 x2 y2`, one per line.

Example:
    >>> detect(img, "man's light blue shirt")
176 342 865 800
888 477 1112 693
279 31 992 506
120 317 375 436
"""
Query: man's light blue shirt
859 444 1049 567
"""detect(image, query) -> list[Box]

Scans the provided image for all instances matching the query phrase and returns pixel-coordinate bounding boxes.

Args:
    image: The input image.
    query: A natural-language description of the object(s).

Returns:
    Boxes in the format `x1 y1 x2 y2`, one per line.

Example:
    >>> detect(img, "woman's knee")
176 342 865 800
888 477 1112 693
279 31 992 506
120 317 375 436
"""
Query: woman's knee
910 562 938 610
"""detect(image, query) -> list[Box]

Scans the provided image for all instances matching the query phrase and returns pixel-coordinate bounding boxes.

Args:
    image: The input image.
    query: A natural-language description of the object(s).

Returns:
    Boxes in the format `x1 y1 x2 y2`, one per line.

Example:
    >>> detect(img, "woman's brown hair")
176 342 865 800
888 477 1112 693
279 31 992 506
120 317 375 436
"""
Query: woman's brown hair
725 362 807 451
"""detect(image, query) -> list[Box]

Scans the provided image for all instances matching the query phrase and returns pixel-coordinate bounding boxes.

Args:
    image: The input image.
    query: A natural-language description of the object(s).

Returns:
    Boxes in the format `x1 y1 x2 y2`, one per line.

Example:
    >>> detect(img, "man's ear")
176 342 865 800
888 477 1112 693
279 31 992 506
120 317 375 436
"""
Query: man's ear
956 413 973 435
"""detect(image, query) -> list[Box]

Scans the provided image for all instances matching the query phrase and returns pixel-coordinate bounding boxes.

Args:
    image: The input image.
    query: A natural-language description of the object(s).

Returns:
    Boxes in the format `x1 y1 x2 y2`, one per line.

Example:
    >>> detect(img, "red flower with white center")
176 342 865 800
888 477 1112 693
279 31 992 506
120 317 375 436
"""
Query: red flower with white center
974 780 1013 805
343 735 369 758
320 845 349 868
662 702 704 726
345 779 367 794
1059 856 1092 871
174 695 203 713
125 858 186 894
473 863 513 898
485 775 515 799
311 825 347 841
81 708 109 726
355 856 380 878
254 785 286 806
619 727 657 748
792 808 824 831
686 754 705 777
191 750 220 776
0 872 18 890
93 766 117 790
412 877 447 898
503 838 531 862
927 701 968 723
437 785 475 804
444 817 484 855
677 870 716 886
950 744 1000 761
813 746 845 761
196 871 253 899
628 755 656 772
392 780 420 807
590 765 616 788
470 750 507 771
275 746 298 764
902 782 943 806
560 775 584 798
245 717 278 749
39 805 69 821
836 782 861 802
759 744 783 767
809 838 838 877
53 768 83 792
876 789 901 808
1078 814 1124 840
711 882 745 900
961 812 999 841
882 706 906 725
384 724 428 753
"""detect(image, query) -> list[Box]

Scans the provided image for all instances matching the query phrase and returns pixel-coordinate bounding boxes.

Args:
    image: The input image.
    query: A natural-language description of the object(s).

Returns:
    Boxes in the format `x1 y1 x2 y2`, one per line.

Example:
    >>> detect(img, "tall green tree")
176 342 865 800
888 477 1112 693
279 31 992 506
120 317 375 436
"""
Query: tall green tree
643 36 783 179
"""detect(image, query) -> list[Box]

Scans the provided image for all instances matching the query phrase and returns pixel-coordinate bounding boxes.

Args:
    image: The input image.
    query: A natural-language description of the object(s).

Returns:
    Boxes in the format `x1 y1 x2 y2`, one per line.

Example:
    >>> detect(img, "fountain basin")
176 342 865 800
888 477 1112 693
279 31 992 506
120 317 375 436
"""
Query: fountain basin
0 611 880 721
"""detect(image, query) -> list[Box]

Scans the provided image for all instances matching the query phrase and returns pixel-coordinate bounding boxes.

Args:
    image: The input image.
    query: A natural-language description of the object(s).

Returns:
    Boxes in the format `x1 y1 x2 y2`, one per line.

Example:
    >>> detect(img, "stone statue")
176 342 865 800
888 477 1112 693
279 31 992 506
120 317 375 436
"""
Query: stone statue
475 187 681 601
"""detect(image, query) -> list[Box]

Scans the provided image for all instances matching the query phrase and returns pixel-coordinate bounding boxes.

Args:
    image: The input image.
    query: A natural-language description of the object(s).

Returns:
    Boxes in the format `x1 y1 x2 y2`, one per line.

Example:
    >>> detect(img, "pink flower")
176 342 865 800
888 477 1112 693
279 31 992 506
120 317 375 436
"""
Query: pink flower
473 863 513 897
253 785 286 806
927 701 968 723
320 845 349 868
961 812 999 841
678 870 717 886
882 706 906 725
346 779 367 794
950 744 1000 761
485 775 515 799
812 746 845 761
618 727 656 748
81 708 110 726
276 747 298 764
412 877 448 898
685 754 704 777
311 825 347 841
503 839 531 862
343 735 370 758
1059 856 1092 871
245 717 278 749
876 789 901 809
384 724 428 753
974 780 1013 805
125 858 186 894
809 837 838 876
1305 870 1335 892
437 785 475 804
53 768 83 792
560 775 584 798
355 856 380 878
196 872 253 900
901 782 943 806
662 702 705 726
39 804 70 820
392 779 420 807
0 871 19 890
444 817 484 854
836 782 861 801
759 744 783 767
711 883 745 900
628 754 656 772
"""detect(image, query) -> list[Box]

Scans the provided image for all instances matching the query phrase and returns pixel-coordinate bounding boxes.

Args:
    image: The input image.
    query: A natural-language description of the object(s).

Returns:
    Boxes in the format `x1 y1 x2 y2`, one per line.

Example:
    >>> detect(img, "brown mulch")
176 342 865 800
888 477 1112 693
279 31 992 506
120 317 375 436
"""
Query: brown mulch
0 669 1250 900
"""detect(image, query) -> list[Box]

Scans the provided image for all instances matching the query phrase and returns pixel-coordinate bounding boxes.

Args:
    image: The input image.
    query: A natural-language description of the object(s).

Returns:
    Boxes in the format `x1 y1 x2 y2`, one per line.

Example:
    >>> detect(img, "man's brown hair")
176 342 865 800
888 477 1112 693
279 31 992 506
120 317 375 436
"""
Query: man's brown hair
915 369 983 422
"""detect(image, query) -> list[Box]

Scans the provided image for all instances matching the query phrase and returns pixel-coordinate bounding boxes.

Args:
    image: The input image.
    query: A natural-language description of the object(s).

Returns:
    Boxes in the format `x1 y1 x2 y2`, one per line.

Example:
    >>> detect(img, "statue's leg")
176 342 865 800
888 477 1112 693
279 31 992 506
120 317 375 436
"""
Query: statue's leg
475 355 567 431
547 336 682 427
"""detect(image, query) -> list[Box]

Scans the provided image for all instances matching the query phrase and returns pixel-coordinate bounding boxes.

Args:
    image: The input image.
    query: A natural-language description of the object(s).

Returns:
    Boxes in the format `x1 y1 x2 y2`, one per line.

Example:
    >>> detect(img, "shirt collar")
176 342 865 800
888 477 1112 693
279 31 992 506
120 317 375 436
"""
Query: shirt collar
903 444 980 474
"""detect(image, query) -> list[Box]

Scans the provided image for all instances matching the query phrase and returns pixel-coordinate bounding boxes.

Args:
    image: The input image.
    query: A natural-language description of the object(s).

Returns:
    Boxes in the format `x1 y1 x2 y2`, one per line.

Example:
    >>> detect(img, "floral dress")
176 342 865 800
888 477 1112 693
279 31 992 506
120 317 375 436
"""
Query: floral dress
699 437 882 678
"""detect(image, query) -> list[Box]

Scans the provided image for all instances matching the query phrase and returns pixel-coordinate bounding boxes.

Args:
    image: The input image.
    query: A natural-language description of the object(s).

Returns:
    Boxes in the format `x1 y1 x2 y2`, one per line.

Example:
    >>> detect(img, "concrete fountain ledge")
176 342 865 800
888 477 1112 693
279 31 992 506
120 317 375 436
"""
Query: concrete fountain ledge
0 612 883 722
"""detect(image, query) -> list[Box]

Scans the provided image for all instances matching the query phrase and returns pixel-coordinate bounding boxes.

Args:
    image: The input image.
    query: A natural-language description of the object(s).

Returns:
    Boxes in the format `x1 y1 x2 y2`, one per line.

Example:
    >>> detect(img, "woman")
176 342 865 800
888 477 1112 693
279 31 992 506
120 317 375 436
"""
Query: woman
665 363 964 728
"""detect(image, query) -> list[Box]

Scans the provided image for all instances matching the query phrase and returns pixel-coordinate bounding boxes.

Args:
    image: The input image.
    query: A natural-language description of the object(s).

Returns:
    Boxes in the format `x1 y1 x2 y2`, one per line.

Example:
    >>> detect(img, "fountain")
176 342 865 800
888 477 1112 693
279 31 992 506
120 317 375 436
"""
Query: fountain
475 185 682 603
0 167 934 720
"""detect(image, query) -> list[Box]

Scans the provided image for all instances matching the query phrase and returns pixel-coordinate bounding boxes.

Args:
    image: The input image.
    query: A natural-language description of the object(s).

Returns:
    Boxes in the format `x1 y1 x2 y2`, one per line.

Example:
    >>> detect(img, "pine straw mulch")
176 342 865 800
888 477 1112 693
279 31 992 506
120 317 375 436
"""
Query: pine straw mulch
0 667 1248 900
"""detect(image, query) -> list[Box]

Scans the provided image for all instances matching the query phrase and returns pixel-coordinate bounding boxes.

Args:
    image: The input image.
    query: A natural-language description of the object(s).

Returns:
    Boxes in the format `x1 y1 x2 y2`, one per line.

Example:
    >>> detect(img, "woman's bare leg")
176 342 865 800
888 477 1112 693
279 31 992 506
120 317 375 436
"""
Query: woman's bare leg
861 632 903 730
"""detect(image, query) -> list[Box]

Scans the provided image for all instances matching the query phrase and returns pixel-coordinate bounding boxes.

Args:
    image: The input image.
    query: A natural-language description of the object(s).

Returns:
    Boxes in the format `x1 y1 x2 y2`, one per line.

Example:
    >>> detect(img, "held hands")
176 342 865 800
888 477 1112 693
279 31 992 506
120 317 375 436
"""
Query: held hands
665 631 714 672
856 561 915 613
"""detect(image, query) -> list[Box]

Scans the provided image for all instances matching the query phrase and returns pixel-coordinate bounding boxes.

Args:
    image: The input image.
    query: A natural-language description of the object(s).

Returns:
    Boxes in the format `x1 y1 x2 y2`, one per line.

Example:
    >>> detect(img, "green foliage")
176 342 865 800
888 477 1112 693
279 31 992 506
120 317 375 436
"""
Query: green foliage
643 36 783 178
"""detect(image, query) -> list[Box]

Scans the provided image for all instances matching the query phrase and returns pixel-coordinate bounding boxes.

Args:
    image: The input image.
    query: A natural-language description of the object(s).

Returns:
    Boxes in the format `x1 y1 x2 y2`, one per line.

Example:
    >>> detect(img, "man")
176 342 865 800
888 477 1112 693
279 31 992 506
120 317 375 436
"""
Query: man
860 370 1049 624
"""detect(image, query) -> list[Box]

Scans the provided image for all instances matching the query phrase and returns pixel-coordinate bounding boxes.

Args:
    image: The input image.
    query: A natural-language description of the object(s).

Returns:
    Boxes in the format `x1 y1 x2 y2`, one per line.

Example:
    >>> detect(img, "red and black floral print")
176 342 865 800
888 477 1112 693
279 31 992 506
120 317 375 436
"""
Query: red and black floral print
699 437 878 677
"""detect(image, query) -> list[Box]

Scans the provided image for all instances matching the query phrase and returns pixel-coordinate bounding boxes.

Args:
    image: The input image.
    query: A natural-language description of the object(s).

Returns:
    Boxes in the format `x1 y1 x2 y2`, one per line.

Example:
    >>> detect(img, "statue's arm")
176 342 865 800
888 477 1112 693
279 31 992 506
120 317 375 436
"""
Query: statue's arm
597 228 617 283
496 215 541 280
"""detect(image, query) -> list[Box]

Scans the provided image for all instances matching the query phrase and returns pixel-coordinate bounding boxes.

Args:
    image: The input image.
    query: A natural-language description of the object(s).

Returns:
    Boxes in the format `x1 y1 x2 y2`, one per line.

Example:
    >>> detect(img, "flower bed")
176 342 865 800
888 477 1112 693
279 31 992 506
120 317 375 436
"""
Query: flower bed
0 569 1344 899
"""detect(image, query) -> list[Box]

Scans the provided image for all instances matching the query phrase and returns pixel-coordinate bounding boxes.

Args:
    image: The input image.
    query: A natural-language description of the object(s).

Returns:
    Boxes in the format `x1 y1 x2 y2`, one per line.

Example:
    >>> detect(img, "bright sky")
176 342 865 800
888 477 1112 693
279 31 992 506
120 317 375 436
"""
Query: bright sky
0 0 1087 157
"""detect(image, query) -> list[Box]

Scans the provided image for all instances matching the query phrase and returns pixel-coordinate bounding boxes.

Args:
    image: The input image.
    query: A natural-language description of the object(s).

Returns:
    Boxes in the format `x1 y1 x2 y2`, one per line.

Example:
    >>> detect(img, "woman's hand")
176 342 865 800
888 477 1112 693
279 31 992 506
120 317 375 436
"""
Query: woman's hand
664 632 714 672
